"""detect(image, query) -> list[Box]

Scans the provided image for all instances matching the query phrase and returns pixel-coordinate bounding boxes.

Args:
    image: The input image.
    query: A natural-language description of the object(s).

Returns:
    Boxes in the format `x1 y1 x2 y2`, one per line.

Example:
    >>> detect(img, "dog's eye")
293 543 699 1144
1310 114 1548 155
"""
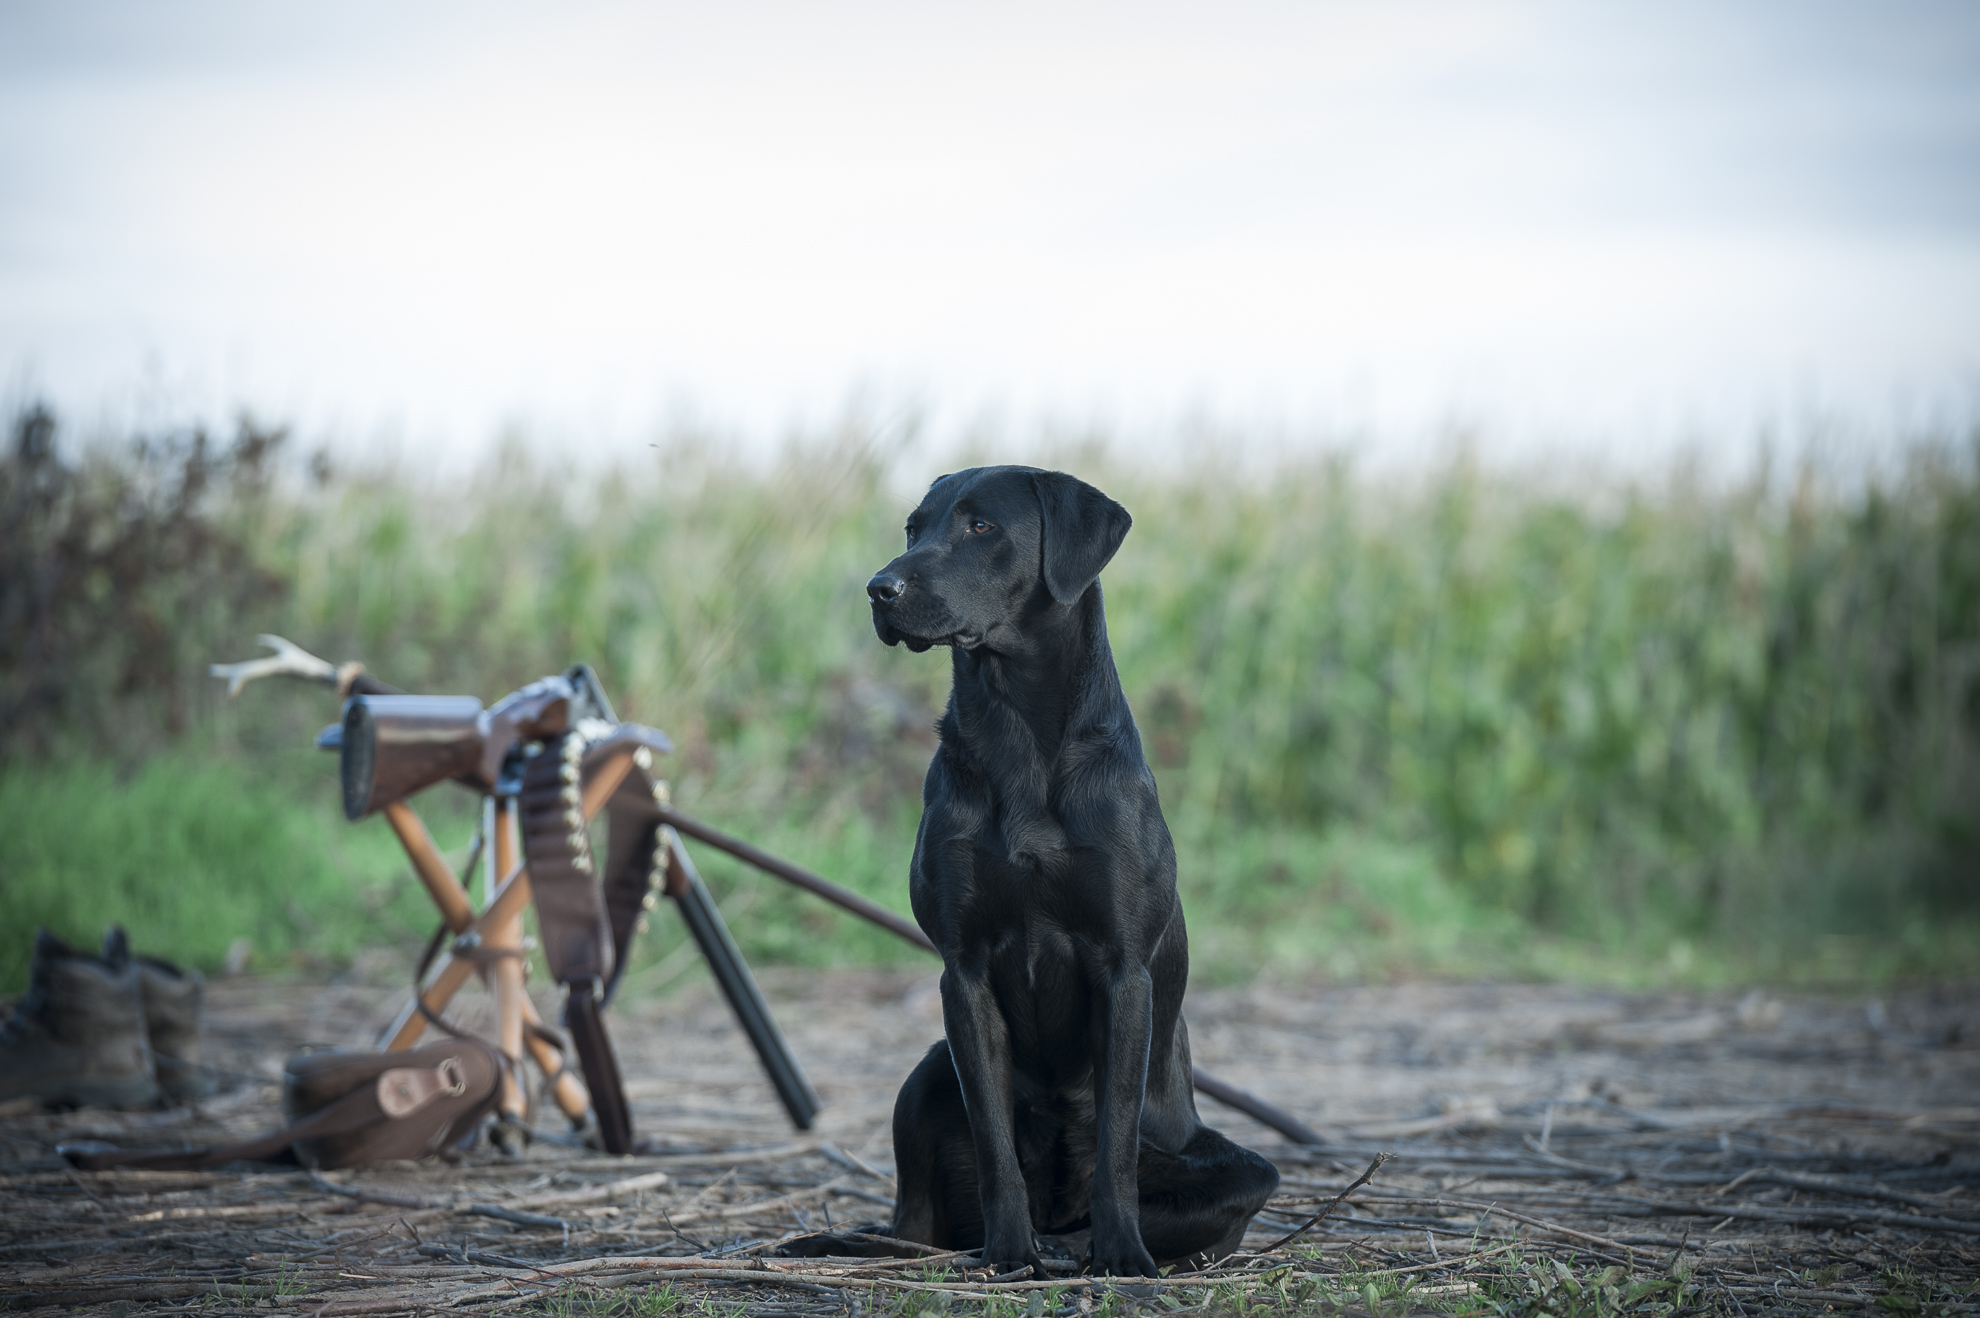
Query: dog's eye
966 519 993 534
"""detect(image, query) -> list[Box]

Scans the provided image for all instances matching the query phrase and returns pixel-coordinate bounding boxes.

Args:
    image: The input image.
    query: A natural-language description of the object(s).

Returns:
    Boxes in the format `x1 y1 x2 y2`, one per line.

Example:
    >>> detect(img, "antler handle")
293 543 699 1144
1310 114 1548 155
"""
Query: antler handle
212 634 386 699
210 634 338 697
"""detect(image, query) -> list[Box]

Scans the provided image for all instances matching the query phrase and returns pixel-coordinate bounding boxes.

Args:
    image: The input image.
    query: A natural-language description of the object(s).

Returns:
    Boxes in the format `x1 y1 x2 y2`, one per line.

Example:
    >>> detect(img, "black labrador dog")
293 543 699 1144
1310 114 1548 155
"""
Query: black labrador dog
789 465 1277 1278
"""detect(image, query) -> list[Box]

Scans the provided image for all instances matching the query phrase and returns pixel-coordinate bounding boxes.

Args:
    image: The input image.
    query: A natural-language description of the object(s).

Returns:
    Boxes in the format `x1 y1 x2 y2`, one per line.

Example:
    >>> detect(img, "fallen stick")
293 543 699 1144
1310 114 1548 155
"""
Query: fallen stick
314 1300 448 1317
593 1139 827 1167
1 1281 283 1309
841 1248 983 1274
456 1258 1265 1309
309 1174 435 1210
1369 1183 1980 1238
1341 1239 1526 1277
1714 1284 1885 1305
1613 1195 1980 1238
454 1253 1142 1285
822 1233 952 1259
1704 1167 1980 1216
1513 1145 1980 1215
1419 1193 1662 1257
308 1173 577 1232
122 1202 300 1223
1258 1152 1390 1252
520 1169 672 1206
464 1203 576 1230
661 1174 854 1225
0 1169 226 1191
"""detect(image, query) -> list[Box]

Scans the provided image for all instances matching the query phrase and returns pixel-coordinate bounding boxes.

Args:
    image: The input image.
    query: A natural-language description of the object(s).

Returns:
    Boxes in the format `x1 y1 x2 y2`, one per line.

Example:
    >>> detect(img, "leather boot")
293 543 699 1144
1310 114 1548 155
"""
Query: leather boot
133 946 213 1104
0 928 158 1108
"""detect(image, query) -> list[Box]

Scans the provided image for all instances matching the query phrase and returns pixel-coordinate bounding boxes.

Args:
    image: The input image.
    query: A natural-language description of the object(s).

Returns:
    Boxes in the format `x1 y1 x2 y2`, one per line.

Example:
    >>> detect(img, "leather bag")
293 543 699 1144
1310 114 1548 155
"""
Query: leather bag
59 1039 504 1172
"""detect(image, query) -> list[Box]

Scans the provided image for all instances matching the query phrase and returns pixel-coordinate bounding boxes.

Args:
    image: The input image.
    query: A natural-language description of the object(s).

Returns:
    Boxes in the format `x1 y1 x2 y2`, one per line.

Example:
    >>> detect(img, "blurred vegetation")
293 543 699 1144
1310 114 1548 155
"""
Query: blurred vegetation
0 751 436 980
2 405 1976 993
0 405 285 759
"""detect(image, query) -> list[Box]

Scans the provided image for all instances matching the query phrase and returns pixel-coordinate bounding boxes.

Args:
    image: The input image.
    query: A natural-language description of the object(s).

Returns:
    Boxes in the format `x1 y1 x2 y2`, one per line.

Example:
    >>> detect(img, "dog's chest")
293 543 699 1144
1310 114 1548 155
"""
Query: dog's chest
979 905 1097 1072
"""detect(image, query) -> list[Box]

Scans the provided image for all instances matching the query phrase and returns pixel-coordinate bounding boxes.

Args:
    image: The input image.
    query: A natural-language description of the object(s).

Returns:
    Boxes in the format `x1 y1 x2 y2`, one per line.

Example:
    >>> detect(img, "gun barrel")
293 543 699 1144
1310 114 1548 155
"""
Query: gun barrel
564 990 634 1155
653 803 936 954
665 836 821 1130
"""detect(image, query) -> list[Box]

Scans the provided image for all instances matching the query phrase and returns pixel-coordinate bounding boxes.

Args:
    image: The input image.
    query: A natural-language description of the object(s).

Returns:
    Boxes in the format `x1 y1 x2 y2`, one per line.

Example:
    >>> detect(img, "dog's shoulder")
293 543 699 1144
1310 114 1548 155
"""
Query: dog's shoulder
1058 720 1156 792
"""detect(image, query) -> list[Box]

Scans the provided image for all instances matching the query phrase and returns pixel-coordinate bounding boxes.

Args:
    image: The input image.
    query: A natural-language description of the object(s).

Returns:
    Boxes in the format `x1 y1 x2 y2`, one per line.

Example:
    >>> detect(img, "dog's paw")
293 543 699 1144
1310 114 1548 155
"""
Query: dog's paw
979 1234 1047 1280
1087 1235 1159 1280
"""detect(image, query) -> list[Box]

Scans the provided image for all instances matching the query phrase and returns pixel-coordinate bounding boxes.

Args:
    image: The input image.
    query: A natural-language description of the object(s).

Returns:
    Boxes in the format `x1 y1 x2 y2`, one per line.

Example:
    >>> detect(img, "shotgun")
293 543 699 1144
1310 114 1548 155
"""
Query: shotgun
212 638 820 1151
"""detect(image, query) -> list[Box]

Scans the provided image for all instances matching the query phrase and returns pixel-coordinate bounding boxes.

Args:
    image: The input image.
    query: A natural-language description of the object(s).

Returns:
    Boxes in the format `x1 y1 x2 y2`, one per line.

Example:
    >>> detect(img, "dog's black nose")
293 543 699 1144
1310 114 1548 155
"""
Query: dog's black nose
867 572 906 604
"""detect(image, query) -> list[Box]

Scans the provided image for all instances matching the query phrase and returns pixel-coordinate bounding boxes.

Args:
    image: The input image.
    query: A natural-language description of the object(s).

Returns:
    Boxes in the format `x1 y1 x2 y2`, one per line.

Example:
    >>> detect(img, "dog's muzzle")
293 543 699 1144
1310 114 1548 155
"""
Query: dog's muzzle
868 570 974 652
867 571 924 649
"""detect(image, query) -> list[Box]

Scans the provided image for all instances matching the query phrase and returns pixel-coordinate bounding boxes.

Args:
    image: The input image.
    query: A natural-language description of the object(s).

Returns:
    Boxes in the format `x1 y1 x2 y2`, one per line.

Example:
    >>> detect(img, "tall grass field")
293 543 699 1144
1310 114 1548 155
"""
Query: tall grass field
2 408 1976 993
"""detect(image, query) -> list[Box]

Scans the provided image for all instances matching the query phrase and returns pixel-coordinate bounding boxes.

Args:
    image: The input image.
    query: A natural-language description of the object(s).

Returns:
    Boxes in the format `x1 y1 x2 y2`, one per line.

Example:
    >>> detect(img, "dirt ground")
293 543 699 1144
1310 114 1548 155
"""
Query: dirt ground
2 968 1976 1316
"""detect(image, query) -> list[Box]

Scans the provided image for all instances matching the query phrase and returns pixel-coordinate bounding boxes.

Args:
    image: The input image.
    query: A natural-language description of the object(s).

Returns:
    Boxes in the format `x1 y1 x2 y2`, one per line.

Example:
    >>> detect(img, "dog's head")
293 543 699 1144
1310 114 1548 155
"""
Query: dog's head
867 466 1132 652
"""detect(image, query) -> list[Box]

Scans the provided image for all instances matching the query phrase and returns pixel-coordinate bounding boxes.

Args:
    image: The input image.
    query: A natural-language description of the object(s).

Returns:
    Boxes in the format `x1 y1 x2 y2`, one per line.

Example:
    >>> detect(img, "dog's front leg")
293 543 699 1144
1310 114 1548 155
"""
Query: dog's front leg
1090 966 1159 1278
940 965 1044 1277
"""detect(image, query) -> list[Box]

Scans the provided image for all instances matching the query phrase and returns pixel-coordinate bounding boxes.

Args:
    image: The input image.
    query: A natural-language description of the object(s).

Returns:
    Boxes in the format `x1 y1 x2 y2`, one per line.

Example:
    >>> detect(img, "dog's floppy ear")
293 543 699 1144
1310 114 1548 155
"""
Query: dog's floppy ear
1032 470 1132 605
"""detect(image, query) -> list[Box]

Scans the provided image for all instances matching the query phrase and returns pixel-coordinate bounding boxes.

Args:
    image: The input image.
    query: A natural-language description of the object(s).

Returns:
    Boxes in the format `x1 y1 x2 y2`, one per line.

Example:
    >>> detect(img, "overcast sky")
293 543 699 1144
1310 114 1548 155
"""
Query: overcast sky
2 1 1976 465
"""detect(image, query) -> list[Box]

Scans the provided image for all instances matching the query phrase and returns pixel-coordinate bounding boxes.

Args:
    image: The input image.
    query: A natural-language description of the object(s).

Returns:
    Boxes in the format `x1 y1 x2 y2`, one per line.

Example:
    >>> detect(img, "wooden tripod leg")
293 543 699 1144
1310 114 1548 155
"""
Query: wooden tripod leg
375 797 590 1128
377 799 479 1052
379 955 476 1051
383 802 475 934
378 859 539 1049
519 995 591 1123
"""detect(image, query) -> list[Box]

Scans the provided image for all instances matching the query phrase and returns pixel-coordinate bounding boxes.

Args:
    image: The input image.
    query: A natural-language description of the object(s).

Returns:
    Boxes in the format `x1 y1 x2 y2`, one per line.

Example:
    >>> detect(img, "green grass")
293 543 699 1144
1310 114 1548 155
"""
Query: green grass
4 412 1980 992
0 749 1509 992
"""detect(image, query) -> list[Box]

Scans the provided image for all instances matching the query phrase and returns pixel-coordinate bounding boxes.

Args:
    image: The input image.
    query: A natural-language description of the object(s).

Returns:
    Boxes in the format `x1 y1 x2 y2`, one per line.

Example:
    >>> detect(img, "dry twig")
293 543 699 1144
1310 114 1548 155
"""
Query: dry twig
1257 1151 1391 1252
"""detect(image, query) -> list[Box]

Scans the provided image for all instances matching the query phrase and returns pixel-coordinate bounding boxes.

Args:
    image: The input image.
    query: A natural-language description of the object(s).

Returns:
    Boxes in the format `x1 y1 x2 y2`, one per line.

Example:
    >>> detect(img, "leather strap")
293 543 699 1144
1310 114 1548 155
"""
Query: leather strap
61 1075 391 1171
411 922 525 1046
600 761 668 1007
519 731 612 986
518 729 638 1154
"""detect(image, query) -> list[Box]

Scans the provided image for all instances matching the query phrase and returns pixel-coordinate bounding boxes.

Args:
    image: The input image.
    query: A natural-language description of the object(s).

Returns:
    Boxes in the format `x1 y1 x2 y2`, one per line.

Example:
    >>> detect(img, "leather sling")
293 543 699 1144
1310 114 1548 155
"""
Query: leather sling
518 728 643 1153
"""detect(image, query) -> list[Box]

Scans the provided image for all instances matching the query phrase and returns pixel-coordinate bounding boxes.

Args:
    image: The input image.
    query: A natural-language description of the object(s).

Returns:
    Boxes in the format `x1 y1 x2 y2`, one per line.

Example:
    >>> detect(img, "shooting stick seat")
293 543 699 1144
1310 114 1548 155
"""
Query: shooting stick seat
214 641 820 1157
